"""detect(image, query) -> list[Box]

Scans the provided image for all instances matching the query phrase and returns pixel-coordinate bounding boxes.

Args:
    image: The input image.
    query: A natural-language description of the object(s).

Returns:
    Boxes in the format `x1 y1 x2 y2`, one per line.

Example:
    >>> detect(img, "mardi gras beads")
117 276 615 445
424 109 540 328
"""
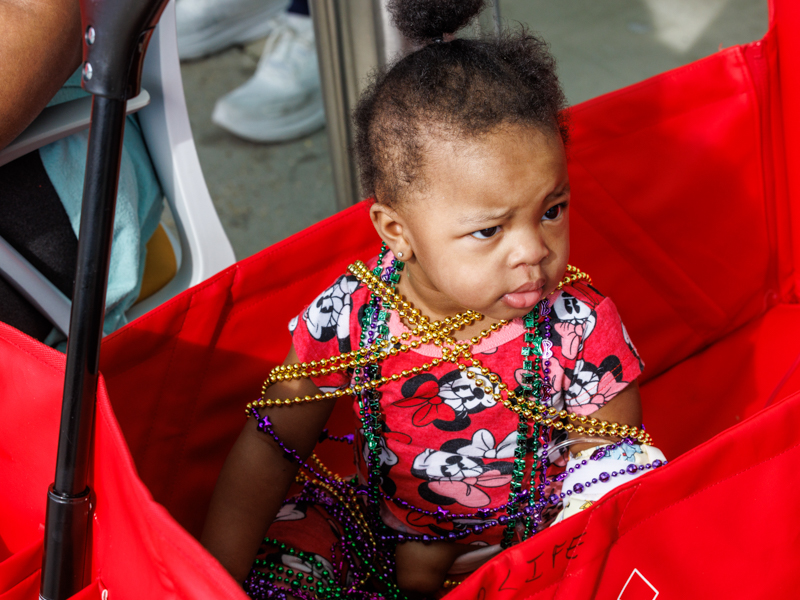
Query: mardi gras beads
247 254 657 599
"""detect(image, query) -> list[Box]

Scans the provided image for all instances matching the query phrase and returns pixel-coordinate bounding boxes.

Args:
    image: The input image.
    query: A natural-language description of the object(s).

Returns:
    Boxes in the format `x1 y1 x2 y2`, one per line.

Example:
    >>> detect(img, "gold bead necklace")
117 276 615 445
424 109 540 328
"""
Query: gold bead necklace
250 263 652 446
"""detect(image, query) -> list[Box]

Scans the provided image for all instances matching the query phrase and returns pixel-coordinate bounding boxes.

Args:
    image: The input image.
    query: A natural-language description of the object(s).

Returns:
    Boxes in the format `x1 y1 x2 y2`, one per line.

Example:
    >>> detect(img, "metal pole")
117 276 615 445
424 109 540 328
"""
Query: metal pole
310 0 361 209
492 0 502 37
41 95 126 600
310 0 409 209
40 0 169 596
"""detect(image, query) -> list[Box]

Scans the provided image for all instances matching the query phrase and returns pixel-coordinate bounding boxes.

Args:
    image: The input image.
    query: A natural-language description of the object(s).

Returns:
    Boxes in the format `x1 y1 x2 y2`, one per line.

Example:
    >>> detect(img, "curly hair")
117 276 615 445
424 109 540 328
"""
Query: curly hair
353 0 568 206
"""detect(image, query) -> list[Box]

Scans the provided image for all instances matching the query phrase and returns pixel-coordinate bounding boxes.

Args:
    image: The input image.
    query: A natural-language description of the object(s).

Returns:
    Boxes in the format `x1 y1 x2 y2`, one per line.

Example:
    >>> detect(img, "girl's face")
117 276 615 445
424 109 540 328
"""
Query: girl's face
372 125 570 323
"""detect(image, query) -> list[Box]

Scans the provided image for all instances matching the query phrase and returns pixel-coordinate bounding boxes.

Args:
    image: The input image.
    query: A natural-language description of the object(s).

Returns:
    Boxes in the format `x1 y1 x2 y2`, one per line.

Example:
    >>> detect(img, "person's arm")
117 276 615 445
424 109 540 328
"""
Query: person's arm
201 346 337 584
567 379 643 453
0 0 82 150
552 380 667 526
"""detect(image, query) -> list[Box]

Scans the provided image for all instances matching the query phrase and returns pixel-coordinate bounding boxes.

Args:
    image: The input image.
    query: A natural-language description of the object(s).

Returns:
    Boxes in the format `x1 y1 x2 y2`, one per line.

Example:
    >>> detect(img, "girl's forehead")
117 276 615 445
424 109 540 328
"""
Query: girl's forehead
407 127 568 212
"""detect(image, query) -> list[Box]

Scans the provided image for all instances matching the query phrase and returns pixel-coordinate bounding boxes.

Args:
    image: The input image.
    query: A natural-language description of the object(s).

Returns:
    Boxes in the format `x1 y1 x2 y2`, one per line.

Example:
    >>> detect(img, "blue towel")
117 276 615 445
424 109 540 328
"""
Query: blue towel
40 70 163 338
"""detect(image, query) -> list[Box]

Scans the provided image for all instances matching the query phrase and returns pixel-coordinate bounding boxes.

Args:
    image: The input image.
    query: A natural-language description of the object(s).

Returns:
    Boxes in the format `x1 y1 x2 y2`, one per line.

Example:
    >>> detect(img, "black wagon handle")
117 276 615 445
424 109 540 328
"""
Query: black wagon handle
40 1 170 598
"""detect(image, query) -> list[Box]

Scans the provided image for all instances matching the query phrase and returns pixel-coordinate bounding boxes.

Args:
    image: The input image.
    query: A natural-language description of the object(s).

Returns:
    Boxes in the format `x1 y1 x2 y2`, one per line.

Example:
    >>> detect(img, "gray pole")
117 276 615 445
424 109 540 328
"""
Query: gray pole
310 0 497 209
492 0 502 37
309 0 407 209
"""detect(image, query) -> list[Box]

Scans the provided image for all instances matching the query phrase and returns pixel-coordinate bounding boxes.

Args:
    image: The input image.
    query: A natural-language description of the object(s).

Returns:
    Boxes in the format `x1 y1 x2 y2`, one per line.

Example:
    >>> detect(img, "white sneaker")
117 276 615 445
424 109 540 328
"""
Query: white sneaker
212 13 325 143
176 0 290 60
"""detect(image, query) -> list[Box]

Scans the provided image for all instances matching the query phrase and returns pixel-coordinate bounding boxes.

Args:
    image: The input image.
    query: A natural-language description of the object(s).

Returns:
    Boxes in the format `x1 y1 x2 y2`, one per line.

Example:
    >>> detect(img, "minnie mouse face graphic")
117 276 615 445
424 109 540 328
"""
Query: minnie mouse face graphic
564 355 628 415
303 275 360 352
411 433 515 509
551 292 597 360
395 367 498 431
360 427 399 470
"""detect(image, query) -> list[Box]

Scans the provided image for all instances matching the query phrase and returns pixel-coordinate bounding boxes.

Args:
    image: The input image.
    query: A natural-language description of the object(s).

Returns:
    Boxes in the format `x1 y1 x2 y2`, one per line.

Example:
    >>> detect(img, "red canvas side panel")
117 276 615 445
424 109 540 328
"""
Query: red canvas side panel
0 570 39 600
0 324 248 600
568 44 771 382
101 201 380 537
444 388 800 599
640 303 800 459
91 376 247 600
66 579 104 600
0 538 41 595
773 0 800 294
0 324 63 554
742 30 794 305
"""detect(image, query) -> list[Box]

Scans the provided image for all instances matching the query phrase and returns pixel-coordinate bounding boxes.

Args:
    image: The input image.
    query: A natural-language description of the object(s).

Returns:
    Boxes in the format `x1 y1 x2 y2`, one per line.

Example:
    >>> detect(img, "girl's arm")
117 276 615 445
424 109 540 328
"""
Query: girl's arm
201 345 337 584
552 380 666 525
568 380 643 453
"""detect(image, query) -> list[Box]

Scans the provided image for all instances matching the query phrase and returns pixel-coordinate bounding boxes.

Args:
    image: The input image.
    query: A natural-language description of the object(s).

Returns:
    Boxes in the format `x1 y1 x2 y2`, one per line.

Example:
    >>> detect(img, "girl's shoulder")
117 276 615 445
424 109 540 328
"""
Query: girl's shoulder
550 281 607 314
548 281 626 343
289 255 378 355
548 280 643 368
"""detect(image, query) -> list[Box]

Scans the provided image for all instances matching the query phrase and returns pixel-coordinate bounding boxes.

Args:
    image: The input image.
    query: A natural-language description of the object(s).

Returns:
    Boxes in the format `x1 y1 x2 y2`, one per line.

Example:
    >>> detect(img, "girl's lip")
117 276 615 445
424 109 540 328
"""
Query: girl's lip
502 282 545 309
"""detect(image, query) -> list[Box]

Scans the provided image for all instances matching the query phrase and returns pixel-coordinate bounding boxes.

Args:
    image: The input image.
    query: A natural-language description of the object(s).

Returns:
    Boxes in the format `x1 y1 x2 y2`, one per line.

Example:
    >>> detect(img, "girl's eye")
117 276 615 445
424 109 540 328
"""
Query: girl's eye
470 226 501 240
542 203 564 221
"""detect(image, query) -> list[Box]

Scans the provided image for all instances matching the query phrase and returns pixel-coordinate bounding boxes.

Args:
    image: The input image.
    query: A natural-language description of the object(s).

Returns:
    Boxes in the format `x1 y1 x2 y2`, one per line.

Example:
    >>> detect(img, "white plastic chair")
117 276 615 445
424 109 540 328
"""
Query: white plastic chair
0 0 235 331
130 0 235 318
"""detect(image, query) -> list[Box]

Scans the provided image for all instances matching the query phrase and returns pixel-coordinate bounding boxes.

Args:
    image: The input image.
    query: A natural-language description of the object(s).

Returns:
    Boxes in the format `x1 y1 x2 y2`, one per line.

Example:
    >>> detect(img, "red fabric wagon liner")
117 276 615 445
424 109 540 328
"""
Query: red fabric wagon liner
2 1 800 597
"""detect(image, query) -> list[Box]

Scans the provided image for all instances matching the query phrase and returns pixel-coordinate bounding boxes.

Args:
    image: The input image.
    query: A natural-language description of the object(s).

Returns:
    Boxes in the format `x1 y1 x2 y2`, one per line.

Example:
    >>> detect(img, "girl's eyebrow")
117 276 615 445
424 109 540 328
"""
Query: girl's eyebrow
457 208 514 225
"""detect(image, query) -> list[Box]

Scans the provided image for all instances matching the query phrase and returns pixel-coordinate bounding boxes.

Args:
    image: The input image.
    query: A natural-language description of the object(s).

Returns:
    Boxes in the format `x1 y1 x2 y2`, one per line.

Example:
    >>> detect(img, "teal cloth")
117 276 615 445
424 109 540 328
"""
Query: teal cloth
46 69 90 106
40 70 163 338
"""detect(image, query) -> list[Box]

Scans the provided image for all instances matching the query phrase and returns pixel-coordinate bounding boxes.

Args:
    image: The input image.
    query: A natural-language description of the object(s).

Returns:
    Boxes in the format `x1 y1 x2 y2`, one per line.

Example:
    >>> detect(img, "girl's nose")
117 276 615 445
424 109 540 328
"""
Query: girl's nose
508 229 549 268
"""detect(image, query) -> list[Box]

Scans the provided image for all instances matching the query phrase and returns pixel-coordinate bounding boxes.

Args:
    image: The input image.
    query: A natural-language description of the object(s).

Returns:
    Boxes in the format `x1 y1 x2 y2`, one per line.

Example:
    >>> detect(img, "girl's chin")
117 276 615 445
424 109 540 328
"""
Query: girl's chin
480 304 536 322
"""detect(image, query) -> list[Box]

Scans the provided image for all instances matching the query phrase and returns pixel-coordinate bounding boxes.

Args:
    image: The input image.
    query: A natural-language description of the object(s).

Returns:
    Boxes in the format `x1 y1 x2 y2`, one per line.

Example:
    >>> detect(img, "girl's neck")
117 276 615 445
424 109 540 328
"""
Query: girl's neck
394 261 506 341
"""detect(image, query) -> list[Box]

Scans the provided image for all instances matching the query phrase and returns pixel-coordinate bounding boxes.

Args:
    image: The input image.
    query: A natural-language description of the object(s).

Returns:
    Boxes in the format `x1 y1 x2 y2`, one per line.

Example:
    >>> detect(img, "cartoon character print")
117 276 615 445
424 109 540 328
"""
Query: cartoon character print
564 355 628 415
261 504 340 583
604 442 644 462
411 430 515 509
456 429 518 459
303 275 361 353
621 321 645 372
512 357 568 412
274 501 308 522
395 367 498 431
359 425 410 497
551 292 596 360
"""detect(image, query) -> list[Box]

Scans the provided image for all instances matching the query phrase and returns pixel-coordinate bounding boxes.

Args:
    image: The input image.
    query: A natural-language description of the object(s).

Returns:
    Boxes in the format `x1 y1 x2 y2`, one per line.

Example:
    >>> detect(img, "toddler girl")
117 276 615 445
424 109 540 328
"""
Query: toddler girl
202 1 666 598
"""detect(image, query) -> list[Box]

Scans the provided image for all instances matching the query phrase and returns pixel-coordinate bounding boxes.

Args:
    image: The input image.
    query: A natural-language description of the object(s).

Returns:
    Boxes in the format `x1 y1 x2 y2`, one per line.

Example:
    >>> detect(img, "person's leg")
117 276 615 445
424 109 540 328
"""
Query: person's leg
176 0 291 61
211 2 323 143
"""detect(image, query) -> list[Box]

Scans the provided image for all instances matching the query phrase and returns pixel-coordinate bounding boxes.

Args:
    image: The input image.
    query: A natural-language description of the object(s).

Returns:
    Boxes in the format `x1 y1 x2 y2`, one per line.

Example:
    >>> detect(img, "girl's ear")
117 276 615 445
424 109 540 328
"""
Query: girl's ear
369 202 414 260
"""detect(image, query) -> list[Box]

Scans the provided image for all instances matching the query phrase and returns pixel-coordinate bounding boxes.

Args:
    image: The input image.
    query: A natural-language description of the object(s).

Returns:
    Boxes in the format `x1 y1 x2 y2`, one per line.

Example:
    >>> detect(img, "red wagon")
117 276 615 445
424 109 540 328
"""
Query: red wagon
2 0 799 598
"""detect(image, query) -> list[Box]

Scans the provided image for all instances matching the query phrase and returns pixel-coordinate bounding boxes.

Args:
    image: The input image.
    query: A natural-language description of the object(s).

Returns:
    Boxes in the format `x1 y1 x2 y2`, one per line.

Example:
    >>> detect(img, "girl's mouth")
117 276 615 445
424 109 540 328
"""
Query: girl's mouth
502 282 544 309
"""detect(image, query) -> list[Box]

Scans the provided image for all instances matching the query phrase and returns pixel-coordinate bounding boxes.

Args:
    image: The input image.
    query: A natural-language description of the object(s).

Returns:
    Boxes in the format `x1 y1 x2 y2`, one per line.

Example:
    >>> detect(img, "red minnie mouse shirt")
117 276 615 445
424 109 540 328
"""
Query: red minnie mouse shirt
288 254 644 545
